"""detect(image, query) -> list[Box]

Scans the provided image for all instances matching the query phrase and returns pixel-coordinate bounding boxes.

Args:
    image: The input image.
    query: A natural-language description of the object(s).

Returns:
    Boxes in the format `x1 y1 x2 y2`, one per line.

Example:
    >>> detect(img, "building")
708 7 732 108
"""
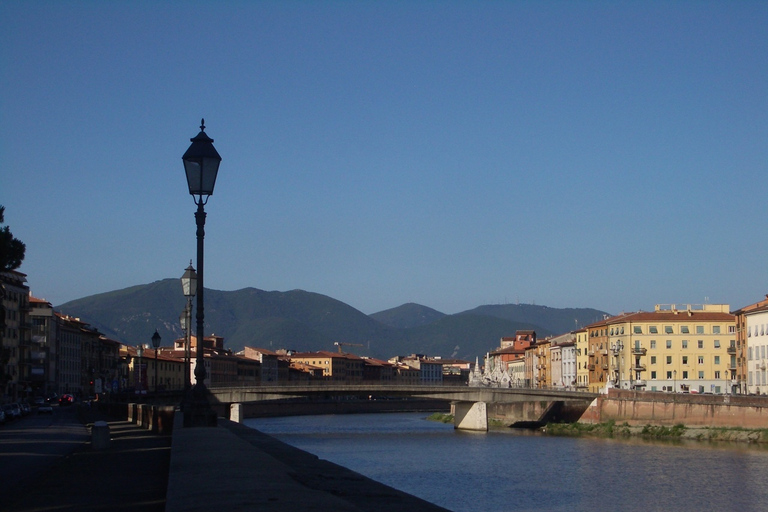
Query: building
28 296 56 396
238 347 279 383
1 270 31 401
390 355 444 385
574 327 590 390
290 351 364 383
732 295 768 394
741 300 768 394
589 304 736 394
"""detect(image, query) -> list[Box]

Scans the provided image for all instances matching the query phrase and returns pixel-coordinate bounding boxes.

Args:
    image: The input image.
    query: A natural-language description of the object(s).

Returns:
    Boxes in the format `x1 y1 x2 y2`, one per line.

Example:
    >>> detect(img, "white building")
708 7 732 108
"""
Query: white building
747 307 768 394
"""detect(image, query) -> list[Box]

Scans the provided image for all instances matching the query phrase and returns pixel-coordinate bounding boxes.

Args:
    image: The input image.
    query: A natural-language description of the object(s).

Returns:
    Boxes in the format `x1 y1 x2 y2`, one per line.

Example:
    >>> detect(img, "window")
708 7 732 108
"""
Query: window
714 356 720 365
651 371 657 379
651 356 657 364
729 326 735 334
714 340 720 349
665 326 674 334
682 356 688 365
749 347 753 360
682 340 688 349
650 326 658 334
698 356 704 364
666 340 672 349
682 371 688 379
713 326 721 334
650 340 657 349
666 356 672 364
699 371 704 379
634 326 642 334
681 326 690 334
666 371 673 379
698 340 704 349
715 371 721 379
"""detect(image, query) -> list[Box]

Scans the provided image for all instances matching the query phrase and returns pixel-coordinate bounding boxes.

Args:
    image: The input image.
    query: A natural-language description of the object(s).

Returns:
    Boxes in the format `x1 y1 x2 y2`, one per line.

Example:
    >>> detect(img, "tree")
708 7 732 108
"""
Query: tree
0 205 26 271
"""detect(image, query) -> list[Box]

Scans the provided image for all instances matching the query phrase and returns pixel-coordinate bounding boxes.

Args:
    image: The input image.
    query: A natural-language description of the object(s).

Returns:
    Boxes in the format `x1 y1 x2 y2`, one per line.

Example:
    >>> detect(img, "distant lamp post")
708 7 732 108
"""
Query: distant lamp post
151 330 161 393
136 344 144 395
180 262 197 391
182 119 221 427
673 369 677 394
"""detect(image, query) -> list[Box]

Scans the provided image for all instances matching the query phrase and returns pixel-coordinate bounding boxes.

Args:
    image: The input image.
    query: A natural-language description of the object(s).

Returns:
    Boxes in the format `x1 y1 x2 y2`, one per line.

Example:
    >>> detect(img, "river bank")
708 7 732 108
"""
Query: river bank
426 413 768 445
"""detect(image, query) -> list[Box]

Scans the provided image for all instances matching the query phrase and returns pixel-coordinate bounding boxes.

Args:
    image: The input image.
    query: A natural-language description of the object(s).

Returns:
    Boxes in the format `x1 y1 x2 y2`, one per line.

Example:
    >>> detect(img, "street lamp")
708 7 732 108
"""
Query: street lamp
136 344 144 395
151 330 161 393
182 119 221 427
673 369 677 394
180 262 196 391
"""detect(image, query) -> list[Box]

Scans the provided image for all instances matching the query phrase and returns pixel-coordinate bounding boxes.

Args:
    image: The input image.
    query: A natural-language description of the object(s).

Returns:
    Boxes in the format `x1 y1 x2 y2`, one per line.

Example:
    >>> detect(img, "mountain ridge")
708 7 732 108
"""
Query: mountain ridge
55 279 610 360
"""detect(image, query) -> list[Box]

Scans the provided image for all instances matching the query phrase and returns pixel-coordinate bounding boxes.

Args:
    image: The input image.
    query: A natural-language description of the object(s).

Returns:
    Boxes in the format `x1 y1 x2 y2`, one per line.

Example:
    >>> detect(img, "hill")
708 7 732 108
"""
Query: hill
369 303 446 329
56 280 610 360
460 304 609 335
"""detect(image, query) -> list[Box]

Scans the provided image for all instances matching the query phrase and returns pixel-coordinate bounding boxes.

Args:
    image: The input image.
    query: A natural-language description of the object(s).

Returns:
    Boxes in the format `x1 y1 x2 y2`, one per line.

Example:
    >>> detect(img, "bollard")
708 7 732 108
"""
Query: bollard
91 420 111 450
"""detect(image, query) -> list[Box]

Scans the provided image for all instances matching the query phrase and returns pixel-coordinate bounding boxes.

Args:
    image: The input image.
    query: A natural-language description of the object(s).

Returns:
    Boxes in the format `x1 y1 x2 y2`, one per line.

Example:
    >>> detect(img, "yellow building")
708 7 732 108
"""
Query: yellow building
603 304 736 393
574 327 590 390
290 351 363 383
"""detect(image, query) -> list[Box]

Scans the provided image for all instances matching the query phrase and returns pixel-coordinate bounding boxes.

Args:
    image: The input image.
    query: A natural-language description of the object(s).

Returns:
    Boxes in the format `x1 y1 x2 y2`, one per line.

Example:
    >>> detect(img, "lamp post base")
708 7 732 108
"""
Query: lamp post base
182 383 217 427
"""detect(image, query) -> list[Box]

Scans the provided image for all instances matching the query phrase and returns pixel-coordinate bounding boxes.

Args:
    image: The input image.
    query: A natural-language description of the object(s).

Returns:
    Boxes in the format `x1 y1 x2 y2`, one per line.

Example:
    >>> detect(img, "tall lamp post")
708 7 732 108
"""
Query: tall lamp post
180 262 197 391
182 119 221 427
151 330 161 394
136 344 144 396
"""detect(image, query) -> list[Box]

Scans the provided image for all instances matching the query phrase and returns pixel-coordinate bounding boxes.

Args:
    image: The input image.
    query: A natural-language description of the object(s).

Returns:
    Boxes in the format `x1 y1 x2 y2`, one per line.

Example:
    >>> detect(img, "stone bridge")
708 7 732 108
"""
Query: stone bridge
208 385 599 431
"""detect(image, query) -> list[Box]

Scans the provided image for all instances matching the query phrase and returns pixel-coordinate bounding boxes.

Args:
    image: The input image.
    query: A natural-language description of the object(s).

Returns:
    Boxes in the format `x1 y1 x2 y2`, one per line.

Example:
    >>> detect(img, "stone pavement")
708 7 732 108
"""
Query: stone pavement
4 409 171 512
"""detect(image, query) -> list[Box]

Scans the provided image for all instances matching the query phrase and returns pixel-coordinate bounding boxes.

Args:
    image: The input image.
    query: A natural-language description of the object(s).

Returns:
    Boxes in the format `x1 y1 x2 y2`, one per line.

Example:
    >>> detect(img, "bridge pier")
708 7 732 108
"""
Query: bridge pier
230 403 243 423
453 401 488 431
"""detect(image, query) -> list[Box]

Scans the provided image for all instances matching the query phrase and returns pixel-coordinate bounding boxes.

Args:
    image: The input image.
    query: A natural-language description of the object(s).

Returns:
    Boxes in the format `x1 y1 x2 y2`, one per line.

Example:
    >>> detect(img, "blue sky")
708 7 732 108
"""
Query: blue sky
2 1 766 316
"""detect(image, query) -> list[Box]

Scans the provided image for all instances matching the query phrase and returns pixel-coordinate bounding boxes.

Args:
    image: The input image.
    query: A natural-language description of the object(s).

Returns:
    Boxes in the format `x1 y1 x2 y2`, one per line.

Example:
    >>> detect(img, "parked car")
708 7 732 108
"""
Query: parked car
58 394 75 406
37 403 53 414
2 403 21 420
33 396 45 407
19 402 31 415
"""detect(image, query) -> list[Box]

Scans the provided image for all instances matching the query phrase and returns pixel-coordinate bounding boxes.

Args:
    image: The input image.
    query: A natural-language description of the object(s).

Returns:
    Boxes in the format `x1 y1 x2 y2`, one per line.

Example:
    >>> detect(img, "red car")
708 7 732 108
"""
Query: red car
58 394 75 406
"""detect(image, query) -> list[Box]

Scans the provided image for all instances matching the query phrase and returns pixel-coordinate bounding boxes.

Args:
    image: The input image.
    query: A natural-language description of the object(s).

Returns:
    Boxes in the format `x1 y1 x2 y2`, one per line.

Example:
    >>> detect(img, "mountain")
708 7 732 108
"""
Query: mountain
55 280 610 360
369 303 446 329
460 304 609 335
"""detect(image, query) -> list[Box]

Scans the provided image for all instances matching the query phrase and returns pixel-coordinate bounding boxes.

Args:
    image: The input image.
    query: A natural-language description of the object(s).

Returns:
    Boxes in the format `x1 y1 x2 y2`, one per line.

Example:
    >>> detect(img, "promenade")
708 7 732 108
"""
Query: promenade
3 403 450 512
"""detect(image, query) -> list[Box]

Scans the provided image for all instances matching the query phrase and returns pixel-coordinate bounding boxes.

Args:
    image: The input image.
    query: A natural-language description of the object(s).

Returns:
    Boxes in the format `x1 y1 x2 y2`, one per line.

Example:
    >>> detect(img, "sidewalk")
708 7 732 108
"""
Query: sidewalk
5 408 171 512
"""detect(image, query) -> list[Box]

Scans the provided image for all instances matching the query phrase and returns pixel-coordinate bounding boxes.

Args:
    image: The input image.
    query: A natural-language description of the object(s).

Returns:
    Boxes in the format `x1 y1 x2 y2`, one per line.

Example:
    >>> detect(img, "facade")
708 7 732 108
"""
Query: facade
1 270 31 401
575 328 589 389
239 347 279 383
291 351 364 383
733 295 768 394
745 306 768 394
594 304 736 394
28 296 57 396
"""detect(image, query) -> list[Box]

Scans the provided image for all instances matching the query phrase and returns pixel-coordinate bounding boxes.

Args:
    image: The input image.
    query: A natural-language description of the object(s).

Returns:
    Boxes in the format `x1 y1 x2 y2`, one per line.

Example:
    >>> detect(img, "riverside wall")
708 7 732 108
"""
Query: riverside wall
579 388 768 428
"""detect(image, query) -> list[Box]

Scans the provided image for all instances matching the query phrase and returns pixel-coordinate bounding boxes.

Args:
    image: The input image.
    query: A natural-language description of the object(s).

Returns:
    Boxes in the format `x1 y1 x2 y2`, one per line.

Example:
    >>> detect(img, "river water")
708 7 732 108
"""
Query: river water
244 413 768 512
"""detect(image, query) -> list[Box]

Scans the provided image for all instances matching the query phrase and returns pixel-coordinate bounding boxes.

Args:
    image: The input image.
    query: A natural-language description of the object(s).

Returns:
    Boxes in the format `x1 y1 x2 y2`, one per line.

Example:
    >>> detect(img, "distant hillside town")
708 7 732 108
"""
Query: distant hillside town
2 268 767 402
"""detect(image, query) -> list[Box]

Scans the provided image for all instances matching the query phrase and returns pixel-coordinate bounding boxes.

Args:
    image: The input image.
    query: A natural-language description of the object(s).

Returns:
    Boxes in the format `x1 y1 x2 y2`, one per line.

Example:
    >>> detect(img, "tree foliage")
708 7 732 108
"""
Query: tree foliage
0 205 26 271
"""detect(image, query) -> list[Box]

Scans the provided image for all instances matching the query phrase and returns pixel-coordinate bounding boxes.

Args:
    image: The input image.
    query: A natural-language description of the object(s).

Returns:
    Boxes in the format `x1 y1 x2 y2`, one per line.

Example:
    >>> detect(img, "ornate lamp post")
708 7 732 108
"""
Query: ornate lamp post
136 344 144 395
151 330 161 393
180 262 197 391
182 119 221 427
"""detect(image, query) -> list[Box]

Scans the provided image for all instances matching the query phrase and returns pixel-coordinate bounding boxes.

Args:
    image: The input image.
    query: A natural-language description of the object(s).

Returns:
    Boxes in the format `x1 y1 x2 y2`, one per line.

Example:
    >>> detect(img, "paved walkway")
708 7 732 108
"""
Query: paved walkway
4 408 171 512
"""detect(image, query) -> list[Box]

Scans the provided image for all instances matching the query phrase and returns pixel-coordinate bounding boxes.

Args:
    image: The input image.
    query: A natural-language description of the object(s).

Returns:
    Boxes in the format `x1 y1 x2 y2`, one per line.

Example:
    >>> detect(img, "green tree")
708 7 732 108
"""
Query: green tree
0 205 26 271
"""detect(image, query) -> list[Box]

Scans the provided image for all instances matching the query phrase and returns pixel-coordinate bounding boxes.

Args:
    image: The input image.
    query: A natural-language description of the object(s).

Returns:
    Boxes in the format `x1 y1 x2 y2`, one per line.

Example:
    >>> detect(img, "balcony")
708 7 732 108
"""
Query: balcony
601 363 609 370
601 349 608 356
727 346 737 355
588 364 596 371
632 364 647 372
631 347 647 356
633 380 647 388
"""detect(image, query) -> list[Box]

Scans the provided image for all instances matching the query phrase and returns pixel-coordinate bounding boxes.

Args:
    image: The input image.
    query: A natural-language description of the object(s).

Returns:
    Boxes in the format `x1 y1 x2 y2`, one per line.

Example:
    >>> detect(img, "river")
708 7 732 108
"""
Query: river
244 412 768 512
